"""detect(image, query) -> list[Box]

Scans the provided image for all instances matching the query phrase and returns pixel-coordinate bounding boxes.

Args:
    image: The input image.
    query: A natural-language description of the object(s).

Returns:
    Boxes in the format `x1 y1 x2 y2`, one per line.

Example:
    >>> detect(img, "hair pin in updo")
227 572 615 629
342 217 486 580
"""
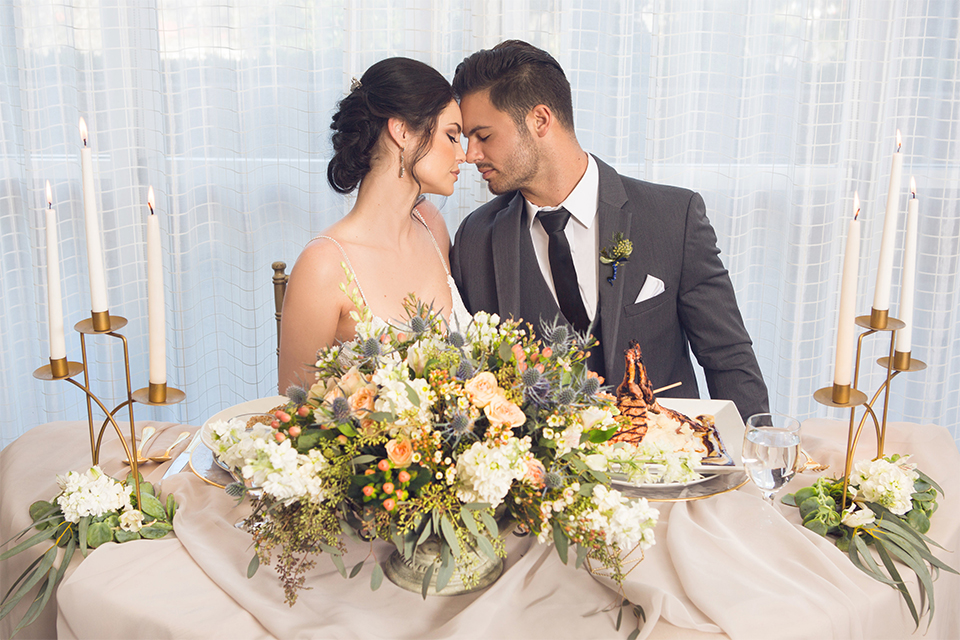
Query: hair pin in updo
349 77 362 92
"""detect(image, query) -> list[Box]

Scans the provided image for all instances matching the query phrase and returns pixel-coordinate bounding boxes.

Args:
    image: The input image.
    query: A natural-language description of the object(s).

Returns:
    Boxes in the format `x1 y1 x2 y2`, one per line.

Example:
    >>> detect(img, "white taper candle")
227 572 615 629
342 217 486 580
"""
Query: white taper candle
79 117 108 313
146 186 166 384
835 193 861 387
872 130 903 312
45 181 66 360
895 178 918 354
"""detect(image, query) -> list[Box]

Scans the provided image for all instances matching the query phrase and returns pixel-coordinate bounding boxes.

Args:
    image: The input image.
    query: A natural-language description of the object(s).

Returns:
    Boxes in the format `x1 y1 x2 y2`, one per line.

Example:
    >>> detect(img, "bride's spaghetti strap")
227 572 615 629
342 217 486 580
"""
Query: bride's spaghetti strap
311 235 369 308
412 207 450 277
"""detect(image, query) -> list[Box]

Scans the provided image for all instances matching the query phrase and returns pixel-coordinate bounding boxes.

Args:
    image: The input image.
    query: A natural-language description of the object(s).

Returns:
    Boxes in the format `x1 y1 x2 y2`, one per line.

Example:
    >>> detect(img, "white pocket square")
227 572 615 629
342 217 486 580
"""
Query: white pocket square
634 275 665 304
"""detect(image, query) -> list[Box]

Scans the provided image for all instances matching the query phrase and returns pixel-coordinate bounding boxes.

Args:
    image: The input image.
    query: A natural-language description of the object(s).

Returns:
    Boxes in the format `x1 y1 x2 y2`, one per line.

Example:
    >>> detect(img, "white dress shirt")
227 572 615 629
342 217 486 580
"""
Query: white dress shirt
524 153 600 320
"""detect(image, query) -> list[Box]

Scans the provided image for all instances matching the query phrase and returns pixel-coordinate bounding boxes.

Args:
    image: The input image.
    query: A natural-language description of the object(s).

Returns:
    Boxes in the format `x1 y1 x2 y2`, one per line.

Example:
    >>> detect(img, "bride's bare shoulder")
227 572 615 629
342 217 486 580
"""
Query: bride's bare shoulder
415 198 452 250
290 233 353 290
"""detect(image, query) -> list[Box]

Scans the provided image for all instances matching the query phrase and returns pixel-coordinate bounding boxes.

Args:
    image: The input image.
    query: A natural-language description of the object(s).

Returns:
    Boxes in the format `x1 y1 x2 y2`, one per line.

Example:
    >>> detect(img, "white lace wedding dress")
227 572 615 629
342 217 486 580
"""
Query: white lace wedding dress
313 208 471 329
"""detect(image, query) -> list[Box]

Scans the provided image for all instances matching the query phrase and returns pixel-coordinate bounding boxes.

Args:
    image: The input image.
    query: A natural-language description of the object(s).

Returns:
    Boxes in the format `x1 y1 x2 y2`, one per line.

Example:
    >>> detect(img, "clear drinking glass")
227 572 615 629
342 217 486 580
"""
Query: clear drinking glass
742 413 801 505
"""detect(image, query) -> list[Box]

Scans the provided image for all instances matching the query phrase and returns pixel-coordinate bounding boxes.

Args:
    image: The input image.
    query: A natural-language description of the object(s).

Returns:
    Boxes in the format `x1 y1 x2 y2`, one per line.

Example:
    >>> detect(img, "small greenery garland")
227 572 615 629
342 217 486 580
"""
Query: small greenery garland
0 469 178 636
783 456 957 629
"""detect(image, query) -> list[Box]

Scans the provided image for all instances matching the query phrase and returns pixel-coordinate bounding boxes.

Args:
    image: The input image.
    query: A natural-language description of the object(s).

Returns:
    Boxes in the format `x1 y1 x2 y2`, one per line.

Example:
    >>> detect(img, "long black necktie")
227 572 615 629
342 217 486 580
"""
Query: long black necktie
537 207 590 334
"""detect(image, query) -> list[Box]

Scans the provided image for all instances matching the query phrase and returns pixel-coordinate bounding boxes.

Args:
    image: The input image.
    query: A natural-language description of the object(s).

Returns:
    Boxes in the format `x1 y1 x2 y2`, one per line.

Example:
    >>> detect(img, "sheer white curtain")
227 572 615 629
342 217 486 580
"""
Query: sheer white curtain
2 0 958 450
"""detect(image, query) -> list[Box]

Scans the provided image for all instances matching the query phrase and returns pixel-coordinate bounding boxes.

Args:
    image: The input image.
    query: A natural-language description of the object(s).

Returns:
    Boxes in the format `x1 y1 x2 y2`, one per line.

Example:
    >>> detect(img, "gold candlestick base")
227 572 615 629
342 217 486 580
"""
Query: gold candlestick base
855 315 905 332
33 359 84 381
76 314 128 334
879 353 927 373
814 385 868 408
91 310 112 332
132 384 186 406
869 307 888 329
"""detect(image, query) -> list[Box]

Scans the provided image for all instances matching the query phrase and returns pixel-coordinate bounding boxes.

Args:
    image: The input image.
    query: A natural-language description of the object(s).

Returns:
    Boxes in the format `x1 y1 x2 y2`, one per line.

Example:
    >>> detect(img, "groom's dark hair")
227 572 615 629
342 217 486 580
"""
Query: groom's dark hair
452 40 574 131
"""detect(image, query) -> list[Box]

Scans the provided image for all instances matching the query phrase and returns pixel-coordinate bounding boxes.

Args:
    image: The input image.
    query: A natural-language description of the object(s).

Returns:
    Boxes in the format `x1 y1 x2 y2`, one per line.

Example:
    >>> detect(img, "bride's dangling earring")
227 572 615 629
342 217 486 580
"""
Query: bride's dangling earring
399 147 406 179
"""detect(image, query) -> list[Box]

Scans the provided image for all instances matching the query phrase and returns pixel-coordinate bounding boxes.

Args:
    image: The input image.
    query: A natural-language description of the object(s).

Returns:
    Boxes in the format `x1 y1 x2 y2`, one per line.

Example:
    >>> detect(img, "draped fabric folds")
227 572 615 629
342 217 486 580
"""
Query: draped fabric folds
1 1 958 448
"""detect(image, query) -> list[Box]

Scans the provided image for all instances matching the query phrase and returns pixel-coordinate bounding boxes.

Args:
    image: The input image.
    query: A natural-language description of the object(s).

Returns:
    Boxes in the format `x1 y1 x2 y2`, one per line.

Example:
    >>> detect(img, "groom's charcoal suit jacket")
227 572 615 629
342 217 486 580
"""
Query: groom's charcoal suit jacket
450 156 769 420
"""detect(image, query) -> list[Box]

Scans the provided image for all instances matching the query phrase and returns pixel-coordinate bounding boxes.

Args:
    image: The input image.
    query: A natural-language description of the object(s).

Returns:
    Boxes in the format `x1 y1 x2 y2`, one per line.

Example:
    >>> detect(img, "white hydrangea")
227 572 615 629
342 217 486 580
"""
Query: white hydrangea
580 485 659 552
372 354 435 425
455 437 530 508
56 466 133 523
208 418 275 471
240 439 330 505
850 456 919 515
556 422 583 456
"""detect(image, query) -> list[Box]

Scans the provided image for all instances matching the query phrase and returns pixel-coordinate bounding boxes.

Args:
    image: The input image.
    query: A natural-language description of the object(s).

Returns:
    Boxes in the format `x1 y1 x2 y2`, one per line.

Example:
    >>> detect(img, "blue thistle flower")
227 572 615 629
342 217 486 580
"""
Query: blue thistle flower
579 376 600 397
409 315 429 334
524 377 552 408
521 368 541 387
554 387 576 406
285 385 308 405
446 331 465 348
544 470 564 489
441 412 475 446
455 359 474 380
330 396 351 423
361 337 381 358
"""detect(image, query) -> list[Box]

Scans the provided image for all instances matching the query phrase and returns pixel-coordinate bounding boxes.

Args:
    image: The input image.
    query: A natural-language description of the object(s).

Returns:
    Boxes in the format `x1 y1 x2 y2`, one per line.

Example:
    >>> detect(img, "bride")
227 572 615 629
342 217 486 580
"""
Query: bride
278 58 467 392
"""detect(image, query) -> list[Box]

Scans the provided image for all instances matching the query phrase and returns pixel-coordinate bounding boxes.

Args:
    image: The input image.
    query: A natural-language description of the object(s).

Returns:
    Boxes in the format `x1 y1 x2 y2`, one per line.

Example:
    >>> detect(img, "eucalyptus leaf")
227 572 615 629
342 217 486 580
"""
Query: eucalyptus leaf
849 535 897 585
166 494 177 522
370 563 384 591
552 521 568 565
351 454 377 466
330 552 347 578
883 537 934 626
627 629 640 640
461 502 491 511
247 553 260 578
780 493 797 506
0 545 56 621
1 554 44 606
350 560 365 579
139 493 167 520
460 510 481 537
114 530 141 543
0 526 57 561
421 563 435 599
474 534 499 564
138 482 156 497
404 382 421 408
139 522 174 539
28 501 57 525
875 540 920 627
440 515 462 557
337 421 358 438
479 511 499 538
417 520 433 546
915 469 944 496
79 516 90 558
436 544 454 591
575 543 589 570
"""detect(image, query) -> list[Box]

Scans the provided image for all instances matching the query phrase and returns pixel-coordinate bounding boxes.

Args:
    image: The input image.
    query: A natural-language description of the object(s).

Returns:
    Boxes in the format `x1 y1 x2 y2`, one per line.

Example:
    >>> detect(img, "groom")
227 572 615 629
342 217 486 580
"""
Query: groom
449 40 769 419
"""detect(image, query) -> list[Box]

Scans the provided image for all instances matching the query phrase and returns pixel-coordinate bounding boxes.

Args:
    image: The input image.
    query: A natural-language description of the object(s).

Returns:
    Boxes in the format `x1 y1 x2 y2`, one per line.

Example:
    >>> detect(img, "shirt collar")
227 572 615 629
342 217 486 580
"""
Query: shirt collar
524 153 600 228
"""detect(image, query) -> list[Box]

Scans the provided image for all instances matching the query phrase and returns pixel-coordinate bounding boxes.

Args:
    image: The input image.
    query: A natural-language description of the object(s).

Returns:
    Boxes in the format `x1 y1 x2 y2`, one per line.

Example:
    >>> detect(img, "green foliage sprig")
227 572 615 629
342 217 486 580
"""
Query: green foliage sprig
783 467 957 629
0 470 177 636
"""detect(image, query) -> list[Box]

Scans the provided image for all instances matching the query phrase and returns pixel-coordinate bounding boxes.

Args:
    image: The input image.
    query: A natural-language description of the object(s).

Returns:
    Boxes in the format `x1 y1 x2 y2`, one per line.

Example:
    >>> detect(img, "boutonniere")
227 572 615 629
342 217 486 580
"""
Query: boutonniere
599 232 633 285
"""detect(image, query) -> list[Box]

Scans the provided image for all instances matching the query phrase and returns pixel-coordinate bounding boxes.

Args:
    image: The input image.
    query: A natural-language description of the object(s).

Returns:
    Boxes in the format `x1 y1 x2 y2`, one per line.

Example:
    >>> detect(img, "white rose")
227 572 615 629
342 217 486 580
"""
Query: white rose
119 509 145 532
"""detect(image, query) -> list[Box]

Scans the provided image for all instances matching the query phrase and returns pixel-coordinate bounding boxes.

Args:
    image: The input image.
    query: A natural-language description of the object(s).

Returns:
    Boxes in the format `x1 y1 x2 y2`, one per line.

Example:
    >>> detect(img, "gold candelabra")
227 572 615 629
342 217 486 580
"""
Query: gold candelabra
813 310 926 509
34 312 185 507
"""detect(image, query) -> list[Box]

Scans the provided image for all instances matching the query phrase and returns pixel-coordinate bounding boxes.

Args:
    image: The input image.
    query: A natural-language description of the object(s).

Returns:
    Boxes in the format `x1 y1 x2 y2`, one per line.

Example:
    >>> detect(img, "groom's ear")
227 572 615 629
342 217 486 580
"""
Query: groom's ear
527 104 554 139
386 117 408 148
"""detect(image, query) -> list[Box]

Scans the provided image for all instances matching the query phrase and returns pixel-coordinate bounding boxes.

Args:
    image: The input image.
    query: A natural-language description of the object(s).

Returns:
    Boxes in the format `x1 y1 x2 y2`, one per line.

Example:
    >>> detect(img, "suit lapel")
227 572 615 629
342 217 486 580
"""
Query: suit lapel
595 157 639 373
491 192 525 321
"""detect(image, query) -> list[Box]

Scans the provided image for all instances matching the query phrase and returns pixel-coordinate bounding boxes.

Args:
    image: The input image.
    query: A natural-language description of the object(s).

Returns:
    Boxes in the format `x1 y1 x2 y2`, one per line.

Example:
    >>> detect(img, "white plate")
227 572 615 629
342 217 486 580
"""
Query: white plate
200 395 289 461
613 397 745 489
657 397 745 473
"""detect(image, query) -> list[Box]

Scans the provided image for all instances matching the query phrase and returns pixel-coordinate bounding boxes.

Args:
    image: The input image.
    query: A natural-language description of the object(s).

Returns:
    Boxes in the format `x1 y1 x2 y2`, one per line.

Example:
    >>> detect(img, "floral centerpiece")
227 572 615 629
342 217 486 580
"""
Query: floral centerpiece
783 454 957 629
217 293 665 619
0 467 178 635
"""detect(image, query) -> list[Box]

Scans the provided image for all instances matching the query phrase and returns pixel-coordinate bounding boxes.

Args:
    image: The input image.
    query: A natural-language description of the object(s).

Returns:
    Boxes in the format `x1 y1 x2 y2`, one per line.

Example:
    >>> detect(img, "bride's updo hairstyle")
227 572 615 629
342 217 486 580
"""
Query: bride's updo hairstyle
327 58 455 194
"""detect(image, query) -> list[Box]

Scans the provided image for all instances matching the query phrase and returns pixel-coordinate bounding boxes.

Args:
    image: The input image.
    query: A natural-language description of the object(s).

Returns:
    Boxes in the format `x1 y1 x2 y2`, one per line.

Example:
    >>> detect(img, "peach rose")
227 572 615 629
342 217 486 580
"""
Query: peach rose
524 458 546 488
339 366 367 397
385 438 413 468
464 372 499 408
484 392 527 429
348 384 377 416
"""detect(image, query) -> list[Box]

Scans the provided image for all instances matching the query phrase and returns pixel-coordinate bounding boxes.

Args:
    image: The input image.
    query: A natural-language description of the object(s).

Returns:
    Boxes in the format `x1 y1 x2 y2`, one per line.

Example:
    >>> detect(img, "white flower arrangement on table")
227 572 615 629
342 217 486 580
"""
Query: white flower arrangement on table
0 466 178 635
216 293 676 636
783 453 957 629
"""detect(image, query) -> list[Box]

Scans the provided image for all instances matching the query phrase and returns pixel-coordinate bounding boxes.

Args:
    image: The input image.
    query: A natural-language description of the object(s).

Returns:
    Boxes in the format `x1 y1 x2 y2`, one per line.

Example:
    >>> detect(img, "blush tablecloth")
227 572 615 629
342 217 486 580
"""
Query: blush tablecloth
1 417 957 640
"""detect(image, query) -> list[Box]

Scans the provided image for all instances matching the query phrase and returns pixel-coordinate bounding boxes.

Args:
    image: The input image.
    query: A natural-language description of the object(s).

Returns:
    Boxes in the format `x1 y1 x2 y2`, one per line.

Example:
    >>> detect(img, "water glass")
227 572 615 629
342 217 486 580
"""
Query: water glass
742 413 801 505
